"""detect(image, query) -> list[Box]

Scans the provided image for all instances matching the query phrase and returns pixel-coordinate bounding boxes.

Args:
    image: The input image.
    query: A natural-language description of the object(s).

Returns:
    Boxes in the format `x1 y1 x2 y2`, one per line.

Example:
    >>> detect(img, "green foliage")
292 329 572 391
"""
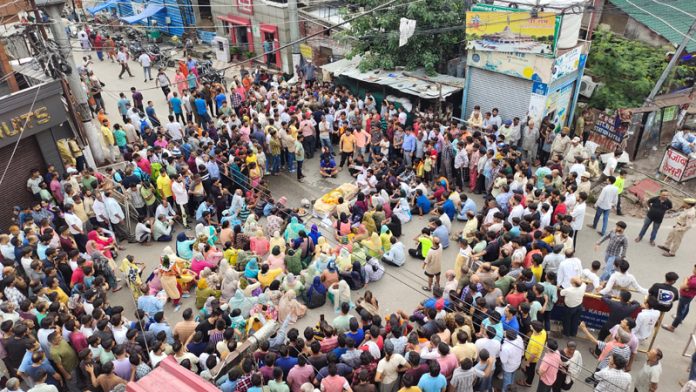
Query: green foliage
339 0 465 75
587 30 694 110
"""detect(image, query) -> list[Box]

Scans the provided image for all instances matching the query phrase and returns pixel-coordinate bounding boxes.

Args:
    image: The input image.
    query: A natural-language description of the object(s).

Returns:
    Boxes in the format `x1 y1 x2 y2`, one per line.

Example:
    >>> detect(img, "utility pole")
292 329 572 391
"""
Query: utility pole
287 0 302 73
36 0 106 165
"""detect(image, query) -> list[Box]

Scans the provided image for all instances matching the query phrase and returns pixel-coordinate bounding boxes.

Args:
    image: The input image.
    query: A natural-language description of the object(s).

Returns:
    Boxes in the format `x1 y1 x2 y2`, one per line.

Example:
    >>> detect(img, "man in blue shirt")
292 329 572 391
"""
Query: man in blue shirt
215 90 227 116
169 92 184 123
117 93 130 123
137 286 163 317
457 194 478 221
402 130 416 166
502 306 520 333
413 189 431 216
148 311 174 344
194 93 209 126
431 218 450 249
418 361 447 392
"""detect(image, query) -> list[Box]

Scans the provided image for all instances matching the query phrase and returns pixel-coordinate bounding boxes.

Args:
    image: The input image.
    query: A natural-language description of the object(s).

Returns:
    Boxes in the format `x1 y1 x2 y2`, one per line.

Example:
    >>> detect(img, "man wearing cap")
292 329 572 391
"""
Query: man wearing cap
659 197 696 257
564 137 586 171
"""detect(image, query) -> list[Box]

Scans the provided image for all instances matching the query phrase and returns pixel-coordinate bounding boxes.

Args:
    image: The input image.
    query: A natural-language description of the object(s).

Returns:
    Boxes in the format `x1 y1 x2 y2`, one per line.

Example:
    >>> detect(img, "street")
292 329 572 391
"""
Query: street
86 50 696 391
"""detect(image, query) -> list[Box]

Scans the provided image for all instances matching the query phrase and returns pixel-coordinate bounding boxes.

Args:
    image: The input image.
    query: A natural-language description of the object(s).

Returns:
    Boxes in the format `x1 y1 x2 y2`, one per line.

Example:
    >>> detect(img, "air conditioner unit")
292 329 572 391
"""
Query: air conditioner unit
579 75 598 98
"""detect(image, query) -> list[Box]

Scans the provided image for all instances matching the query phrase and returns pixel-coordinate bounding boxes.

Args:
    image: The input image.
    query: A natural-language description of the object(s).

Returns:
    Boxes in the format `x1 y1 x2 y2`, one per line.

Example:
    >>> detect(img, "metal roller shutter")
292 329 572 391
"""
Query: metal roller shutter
465 67 533 122
0 135 46 228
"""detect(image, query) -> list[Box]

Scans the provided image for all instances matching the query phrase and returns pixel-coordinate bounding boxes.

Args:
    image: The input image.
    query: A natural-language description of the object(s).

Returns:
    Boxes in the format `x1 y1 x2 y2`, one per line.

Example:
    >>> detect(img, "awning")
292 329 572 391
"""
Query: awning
321 56 465 99
120 4 165 24
628 87 696 113
86 0 118 15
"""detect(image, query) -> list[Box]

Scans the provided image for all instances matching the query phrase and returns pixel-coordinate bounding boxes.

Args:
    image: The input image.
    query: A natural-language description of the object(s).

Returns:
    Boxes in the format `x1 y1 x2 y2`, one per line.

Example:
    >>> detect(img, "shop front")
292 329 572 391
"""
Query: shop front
0 80 82 225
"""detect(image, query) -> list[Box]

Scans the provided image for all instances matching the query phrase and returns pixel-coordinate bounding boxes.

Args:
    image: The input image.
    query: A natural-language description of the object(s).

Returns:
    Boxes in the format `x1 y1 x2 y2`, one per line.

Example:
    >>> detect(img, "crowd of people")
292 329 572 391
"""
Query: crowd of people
4 26 696 392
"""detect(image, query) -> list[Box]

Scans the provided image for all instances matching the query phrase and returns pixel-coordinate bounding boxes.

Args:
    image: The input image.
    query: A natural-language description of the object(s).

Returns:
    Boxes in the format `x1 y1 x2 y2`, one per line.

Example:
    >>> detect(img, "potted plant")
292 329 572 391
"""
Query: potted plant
245 51 255 65
230 46 240 61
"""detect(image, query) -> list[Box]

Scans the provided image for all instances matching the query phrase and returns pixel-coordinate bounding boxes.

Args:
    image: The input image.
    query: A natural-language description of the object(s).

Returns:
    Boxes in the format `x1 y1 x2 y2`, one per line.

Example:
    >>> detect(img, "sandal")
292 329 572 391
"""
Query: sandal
111 285 123 293
516 380 531 387
422 286 431 291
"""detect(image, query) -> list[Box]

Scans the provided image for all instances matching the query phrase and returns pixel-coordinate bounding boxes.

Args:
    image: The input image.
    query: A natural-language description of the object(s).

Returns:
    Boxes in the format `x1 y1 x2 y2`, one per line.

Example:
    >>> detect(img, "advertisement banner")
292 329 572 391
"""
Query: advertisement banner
465 11 557 55
528 81 548 126
545 80 575 128
467 50 553 83
588 112 629 151
659 148 690 181
551 46 582 82
550 294 642 330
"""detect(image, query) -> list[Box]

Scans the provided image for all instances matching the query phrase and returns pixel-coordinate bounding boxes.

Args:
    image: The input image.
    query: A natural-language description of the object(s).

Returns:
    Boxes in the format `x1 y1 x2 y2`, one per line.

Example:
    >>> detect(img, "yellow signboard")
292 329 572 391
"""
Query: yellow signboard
465 11 557 55
300 44 313 60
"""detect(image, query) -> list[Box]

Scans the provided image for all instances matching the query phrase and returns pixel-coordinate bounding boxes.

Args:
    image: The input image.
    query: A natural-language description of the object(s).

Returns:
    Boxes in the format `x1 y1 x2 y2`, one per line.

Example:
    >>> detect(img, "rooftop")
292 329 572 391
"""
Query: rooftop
608 0 696 52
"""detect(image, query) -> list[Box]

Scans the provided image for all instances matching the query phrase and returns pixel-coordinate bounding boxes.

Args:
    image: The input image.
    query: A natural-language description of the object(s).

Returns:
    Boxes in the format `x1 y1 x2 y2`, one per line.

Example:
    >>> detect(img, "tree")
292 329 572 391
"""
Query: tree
339 0 466 75
587 29 696 110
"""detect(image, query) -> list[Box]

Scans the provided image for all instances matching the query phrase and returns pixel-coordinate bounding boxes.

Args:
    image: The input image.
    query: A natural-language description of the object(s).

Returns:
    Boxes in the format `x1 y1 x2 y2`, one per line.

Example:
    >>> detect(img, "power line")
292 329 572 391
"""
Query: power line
0 83 42 186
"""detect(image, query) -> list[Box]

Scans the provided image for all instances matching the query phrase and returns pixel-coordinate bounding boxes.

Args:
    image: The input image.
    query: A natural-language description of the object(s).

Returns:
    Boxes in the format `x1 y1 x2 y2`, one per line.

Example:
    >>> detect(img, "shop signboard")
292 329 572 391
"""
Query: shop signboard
0 82 66 149
467 50 553 83
659 148 694 182
588 112 629 151
465 10 557 55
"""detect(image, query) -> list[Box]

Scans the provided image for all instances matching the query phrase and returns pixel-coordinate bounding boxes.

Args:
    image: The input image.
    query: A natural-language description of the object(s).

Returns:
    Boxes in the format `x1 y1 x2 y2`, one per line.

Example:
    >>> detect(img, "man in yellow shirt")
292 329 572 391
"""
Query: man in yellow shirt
339 129 356 168
156 171 173 204
614 169 627 216
100 119 115 162
519 320 547 387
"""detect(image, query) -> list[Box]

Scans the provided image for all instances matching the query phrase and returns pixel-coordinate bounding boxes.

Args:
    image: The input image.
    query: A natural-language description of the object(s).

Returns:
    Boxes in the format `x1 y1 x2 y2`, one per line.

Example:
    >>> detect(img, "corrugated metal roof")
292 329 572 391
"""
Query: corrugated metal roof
608 0 696 52
321 56 465 99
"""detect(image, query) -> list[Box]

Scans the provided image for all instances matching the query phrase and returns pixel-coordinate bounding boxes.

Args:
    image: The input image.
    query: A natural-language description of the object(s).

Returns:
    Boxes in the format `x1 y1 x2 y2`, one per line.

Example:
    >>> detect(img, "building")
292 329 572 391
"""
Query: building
298 2 349 66
0 38 86 225
461 3 587 130
586 0 696 52
211 0 292 73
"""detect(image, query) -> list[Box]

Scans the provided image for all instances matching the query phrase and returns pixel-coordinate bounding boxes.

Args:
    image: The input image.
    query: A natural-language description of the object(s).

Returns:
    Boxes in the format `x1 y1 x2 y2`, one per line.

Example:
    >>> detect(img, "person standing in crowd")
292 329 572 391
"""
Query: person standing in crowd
663 264 696 333
637 189 673 246
659 198 696 257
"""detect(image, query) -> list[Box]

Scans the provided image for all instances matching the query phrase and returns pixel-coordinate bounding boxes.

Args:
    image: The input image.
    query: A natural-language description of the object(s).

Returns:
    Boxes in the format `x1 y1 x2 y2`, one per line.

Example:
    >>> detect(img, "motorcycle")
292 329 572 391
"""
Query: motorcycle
128 40 145 59
198 60 226 84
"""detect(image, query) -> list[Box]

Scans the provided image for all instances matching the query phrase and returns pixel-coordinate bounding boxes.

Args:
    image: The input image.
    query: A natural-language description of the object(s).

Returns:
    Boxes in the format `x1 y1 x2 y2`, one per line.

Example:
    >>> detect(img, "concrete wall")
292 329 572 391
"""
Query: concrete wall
298 18 348 66
210 0 293 73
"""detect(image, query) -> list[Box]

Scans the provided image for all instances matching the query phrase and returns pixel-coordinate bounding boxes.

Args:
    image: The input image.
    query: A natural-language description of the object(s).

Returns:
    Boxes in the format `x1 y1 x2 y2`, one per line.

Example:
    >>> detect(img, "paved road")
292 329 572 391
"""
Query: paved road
84 51 696 391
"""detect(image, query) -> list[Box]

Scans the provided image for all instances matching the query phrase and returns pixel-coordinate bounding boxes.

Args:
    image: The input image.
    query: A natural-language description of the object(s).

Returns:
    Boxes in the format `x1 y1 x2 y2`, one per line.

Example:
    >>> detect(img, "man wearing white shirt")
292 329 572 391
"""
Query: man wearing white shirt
382 238 405 267
92 193 108 227
103 191 129 243
63 204 86 252
474 327 501 359
599 259 649 297
165 116 184 141
557 249 583 289
507 196 524 224
171 175 189 227
155 198 177 223
499 329 524 391
560 277 587 337
571 192 587 248
633 299 661 341
590 176 618 236
137 52 153 83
